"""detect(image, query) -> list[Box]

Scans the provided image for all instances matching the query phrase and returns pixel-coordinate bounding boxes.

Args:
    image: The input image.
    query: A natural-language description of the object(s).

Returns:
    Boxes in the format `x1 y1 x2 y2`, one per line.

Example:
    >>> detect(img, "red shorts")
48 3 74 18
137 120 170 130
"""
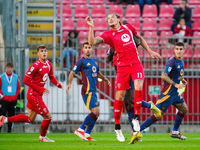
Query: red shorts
26 92 49 115
116 63 144 90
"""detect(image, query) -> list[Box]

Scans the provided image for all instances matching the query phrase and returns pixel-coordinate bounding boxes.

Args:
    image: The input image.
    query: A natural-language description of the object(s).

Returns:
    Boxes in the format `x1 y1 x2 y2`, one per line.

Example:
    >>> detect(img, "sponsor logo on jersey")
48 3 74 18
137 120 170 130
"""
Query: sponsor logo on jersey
27 72 31 75
43 65 48 68
117 29 124 32
121 34 130 42
87 62 91 66
43 73 48 81
73 65 77 71
168 67 172 72
92 66 96 72
114 109 120 112
30 67 34 72
180 69 184 76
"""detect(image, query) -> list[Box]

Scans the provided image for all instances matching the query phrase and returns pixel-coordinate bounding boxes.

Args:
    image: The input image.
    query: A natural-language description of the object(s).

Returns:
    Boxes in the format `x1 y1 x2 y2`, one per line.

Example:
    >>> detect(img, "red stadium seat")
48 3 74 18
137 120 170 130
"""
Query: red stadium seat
172 0 180 5
142 4 157 18
193 47 200 59
108 5 123 18
143 31 158 46
78 31 88 45
159 31 173 45
76 18 89 31
162 48 174 59
192 19 200 31
89 0 104 5
91 5 106 18
62 18 74 31
144 49 160 59
56 0 70 5
74 5 89 18
125 4 140 18
142 18 157 31
158 18 173 31
63 31 69 45
126 18 141 31
189 0 200 5
184 48 192 59
95 31 104 37
192 31 200 45
159 4 174 18
93 18 108 31
137 48 144 58
106 0 115 5
96 45 108 59
193 5 200 19
72 0 87 5
57 5 72 18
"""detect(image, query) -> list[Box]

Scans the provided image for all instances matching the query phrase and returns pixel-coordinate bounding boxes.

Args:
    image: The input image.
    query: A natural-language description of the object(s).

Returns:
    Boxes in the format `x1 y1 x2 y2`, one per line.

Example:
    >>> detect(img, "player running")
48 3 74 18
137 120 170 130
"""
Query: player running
0 45 63 142
85 13 161 142
131 42 188 144
66 42 111 141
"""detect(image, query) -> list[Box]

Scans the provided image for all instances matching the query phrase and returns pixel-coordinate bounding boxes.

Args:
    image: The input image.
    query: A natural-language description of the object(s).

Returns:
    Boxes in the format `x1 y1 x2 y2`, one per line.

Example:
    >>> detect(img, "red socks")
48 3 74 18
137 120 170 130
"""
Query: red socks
134 90 143 115
40 117 52 136
7 114 31 123
114 100 124 125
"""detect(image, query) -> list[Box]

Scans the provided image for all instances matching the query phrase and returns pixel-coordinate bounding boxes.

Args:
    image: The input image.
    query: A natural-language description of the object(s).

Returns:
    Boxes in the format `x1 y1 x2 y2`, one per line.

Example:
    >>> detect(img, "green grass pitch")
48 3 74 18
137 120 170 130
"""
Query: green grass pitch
0 132 200 150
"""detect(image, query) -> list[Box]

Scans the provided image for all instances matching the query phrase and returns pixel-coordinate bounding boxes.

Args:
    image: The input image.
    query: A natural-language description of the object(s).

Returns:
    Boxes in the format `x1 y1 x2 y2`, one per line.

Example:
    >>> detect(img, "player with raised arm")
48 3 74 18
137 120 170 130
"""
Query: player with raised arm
66 42 111 141
131 42 187 144
0 45 63 142
85 14 161 142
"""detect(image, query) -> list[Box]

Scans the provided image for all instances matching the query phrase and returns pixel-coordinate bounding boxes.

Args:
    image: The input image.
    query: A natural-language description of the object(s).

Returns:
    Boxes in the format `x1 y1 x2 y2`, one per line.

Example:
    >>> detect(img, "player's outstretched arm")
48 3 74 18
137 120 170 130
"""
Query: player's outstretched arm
136 34 161 60
66 71 76 93
97 71 111 87
161 72 186 89
85 16 103 45
49 75 63 89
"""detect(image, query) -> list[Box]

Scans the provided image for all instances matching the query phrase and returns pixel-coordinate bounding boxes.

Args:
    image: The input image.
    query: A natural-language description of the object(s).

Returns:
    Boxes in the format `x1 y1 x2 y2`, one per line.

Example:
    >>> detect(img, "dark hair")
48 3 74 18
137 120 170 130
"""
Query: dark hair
6 62 14 68
122 21 128 25
83 42 89 47
68 30 78 38
37 44 47 52
175 42 185 48
178 17 185 22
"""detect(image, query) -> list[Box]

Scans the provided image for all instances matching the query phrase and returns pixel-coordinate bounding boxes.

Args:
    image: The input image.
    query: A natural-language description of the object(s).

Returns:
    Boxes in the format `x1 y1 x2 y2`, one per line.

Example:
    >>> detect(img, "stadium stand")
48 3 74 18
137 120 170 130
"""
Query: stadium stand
63 31 69 45
125 4 140 18
74 5 89 18
63 18 74 31
159 31 173 45
91 5 106 18
89 0 104 5
143 31 158 46
126 18 141 31
188 0 200 5
192 5 200 19
78 31 89 45
93 18 108 31
57 5 72 18
159 4 174 18
158 18 173 31
172 0 180 5
142 4 157 18
72 0 87 5
76 18 89 31
192 31 200 45
108 5 123 18
142 18 157 31
56 0 70 5
192 18 200 31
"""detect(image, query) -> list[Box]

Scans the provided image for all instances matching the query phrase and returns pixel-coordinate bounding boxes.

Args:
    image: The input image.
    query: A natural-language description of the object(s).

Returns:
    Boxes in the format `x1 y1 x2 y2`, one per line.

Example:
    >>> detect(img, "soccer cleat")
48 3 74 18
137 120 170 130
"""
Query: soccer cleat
115 129 125 142
129 132 142 144
39 136 55 142
170 132 187 140
132 118 140 132
131 131 142 141
86 136 96 141
0 116 5 127
74 129 88 141
149 101 162 118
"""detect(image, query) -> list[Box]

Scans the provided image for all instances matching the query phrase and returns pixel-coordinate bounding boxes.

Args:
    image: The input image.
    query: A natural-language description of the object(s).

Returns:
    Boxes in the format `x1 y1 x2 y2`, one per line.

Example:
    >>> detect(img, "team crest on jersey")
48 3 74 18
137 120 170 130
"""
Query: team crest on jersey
121 34 130 42
43 73 48 81
180 69 184 76
168 67 172 72
30 67 34 72
95 62 98 65
92 66 96 72
43 65 48 68
87 62 91 66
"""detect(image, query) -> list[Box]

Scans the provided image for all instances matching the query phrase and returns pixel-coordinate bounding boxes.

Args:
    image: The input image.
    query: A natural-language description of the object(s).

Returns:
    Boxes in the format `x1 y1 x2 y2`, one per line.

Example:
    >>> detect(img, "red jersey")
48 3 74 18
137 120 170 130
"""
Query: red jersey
100 24 140 66
24 59 56 96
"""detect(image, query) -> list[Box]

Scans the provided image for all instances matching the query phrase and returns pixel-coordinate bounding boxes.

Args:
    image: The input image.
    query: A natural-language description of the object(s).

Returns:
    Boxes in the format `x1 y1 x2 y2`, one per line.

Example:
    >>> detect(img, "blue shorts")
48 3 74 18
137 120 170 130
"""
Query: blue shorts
124 79 135 99
156 93 185 112
82 92 99 110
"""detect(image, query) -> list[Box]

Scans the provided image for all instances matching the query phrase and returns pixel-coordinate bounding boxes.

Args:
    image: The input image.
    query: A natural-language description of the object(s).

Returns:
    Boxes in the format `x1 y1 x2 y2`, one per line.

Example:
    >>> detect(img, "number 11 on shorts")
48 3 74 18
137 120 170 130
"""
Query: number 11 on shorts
137 72 142 78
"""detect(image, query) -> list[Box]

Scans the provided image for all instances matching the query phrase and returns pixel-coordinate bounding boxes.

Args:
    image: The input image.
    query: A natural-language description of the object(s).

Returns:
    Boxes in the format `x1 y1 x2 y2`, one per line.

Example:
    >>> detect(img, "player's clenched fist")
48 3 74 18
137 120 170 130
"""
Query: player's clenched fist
85 16 94 27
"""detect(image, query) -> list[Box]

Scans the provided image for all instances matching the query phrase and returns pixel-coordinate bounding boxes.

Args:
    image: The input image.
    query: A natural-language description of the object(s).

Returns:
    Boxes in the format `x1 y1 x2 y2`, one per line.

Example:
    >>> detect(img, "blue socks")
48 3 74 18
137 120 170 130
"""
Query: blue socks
140 115 158 132
80 112 97 135
173 112 185 131
142 100 151 108
127 108 135 130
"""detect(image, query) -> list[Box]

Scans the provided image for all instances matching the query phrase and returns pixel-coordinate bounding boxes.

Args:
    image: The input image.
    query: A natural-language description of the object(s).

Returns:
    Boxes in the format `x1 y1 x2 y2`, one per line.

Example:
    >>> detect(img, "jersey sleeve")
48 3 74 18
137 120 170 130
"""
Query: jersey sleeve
48 61 54 76
163 58 175 74
25 63 38 79
126 24 137 36
100 32 113 47
72 59 83 74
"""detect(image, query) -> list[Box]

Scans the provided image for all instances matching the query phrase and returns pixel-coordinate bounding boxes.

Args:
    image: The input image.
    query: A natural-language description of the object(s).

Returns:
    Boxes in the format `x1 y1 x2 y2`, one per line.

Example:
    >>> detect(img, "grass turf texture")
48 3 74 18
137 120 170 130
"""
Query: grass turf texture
0 132 200 150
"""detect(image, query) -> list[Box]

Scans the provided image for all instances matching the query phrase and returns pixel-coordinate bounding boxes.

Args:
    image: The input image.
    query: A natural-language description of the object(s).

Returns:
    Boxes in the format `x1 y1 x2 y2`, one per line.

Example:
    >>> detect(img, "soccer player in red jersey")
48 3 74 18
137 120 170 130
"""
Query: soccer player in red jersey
0 45 63 142
86 14 161 142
